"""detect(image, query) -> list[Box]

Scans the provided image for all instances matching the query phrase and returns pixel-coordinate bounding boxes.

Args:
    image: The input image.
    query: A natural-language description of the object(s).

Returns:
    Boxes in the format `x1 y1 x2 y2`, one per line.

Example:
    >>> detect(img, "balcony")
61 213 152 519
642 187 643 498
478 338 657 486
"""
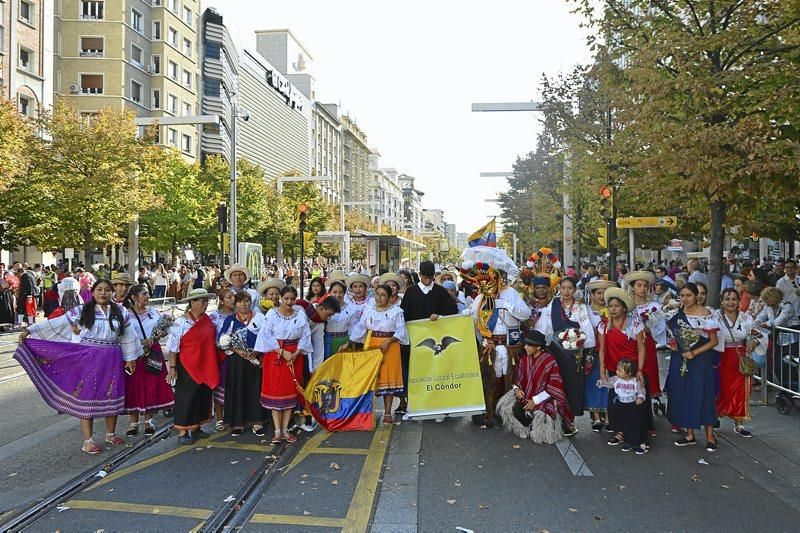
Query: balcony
81 87 103 94
80 49 104 57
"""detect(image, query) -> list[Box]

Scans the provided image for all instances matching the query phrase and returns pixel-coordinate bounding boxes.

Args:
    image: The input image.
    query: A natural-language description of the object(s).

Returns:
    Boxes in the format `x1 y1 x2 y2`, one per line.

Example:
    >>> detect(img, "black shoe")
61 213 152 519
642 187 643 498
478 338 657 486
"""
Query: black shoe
592 421 603 433
607 436 622 446
252 425 266 437
674 437 697 447
605 425 615 434
193 429 210 440
231 428 243 437
562 426 578 437
621 442 631 452
178 434 193 445
705 440 718 452
734 426 752 438
144 423 156 436
634 445 648 455
126 425 139 437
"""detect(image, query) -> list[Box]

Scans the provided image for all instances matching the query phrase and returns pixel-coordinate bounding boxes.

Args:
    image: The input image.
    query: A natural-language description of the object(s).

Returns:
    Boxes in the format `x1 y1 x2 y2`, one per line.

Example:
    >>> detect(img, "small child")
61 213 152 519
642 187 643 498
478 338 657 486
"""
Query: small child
597 358 649 455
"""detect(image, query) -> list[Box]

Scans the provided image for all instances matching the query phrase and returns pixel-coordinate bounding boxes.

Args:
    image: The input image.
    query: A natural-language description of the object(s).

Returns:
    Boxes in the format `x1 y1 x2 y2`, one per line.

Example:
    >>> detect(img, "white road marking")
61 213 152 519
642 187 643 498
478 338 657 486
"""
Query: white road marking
556 439 593 476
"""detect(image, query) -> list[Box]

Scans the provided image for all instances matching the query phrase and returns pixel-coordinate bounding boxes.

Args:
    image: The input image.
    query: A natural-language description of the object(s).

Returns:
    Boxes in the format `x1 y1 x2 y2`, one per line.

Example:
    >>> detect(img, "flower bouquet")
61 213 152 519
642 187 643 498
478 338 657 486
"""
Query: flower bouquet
557 327 588 373
668 319 701 377
259 298 275 314
219 328 261 367
151 314 175 342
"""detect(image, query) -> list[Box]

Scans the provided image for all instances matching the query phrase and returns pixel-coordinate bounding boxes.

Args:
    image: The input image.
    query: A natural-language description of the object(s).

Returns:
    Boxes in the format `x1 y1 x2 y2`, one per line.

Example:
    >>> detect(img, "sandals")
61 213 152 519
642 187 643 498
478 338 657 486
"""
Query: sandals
382 414 393 426
607 434 623 446
105 433 125 446
82 438 102 455
126 423 139 437
283 432 297 443
215 420 225 432
144 420 156 436
271 433 282 445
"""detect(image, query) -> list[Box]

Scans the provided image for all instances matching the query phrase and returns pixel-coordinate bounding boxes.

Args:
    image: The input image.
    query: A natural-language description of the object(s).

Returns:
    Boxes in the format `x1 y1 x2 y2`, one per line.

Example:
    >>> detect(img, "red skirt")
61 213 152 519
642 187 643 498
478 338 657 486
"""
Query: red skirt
716 346 750 420
643 333 662 396
260 340 303 411
124 345 175 414
24 295 37 317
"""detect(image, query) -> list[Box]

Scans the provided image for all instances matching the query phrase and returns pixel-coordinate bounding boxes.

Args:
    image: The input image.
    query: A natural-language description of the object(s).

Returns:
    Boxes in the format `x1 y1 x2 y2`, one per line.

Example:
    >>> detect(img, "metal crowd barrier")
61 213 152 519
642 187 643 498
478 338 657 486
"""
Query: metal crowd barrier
758 325 800 413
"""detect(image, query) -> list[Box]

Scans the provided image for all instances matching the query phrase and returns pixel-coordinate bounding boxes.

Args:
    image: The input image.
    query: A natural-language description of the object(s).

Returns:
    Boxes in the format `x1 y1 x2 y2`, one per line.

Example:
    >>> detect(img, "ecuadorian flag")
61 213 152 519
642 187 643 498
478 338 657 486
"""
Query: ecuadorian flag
468 218 497 248
300 348 383 431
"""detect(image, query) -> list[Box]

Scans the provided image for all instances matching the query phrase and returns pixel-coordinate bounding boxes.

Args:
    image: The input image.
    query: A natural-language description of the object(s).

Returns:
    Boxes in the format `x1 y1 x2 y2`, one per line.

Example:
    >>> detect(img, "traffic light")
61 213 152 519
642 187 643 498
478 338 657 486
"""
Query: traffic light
217 203 227 233
599 186 613 219
298 202 309 232
597 227 607 248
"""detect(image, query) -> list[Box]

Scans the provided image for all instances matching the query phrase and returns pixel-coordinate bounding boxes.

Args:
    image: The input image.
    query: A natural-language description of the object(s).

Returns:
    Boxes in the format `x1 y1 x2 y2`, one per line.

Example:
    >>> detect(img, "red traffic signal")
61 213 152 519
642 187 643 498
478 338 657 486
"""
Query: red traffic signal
599 186 612 199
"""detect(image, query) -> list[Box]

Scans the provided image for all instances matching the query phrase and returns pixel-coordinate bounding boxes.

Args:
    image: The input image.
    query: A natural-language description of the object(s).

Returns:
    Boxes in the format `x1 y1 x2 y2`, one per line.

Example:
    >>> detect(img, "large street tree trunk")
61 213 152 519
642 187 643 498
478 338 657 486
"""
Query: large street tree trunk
83 224 92 268
707 199 726 307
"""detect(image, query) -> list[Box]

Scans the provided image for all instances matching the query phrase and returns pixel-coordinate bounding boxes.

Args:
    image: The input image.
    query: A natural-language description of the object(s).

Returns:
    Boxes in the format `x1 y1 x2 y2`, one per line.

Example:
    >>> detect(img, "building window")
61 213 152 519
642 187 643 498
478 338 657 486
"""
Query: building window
182 69 191 88
151 55 160 74
18 47 32 71
182 101 191 116
131 80 142 104
131 9 143 33
80 36 103 57
0 26 4 54
168 27 177 46
130 44 143 66
168 61 178 80
168 93 177 113
19 1 33 24
152 0 162 6
152 89 160 109
152 21 161 40
183 6 191 26
181 134 191 153
183 38 191 57
168 128 177 146
168 0 178 13
18 95 32 116
80 74 103 94
81 1 104 20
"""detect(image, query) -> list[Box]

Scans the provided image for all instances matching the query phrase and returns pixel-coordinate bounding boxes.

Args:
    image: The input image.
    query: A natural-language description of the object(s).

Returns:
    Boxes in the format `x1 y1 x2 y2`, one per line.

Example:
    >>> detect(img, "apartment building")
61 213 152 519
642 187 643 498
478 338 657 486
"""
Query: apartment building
55 0 201 160
423 208 445 235
399 173 425 236
369 157 404 233
311 102 342 204
341 113 371 211
0 0 54 117
199 6 235 162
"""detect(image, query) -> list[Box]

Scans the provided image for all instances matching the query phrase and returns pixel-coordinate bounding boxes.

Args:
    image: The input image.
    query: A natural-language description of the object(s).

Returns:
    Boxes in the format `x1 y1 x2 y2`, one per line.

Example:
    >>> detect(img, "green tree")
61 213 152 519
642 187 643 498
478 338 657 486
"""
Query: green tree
0 98 35 194
3 104 159 262
139 151 214 259
571 0 800 304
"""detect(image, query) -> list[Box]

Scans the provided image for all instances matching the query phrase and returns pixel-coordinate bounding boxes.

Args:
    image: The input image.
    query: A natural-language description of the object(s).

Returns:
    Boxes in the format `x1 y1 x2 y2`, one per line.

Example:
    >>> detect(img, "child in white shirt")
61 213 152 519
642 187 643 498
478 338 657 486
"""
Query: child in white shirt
598 358 649 454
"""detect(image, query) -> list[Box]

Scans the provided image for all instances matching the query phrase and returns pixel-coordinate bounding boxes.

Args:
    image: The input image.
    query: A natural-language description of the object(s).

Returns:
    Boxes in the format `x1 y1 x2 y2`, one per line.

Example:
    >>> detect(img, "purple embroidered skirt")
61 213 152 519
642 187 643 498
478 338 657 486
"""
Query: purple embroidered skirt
14 338 126 418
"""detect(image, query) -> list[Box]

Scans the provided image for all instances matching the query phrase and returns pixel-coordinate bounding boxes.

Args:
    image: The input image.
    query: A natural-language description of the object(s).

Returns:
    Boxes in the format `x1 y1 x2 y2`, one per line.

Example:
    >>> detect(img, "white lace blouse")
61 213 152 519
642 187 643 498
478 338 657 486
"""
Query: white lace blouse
27 304 143 361
253 308 313 354
350 304 409 345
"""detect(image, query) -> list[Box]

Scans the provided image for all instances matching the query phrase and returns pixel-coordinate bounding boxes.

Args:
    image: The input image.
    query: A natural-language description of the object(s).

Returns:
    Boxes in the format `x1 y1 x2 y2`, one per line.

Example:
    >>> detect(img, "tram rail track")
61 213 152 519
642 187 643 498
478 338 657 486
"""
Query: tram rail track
0 423 307 532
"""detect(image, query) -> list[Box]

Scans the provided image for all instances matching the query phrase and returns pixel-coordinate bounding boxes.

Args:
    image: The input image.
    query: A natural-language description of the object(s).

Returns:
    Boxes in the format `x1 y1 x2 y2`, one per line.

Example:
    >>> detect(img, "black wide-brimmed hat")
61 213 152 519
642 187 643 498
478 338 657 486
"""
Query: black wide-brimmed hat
522 330 547 347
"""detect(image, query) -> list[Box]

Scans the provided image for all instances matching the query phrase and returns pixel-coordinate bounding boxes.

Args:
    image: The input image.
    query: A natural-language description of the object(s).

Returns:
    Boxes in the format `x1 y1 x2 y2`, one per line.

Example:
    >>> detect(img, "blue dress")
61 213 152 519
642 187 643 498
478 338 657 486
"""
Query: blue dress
665 310 719 429
583 306 607 412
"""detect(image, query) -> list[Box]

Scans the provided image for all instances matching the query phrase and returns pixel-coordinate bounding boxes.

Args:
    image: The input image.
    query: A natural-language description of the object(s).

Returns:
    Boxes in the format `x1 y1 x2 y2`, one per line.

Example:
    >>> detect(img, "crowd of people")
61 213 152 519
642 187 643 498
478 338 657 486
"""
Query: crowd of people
8 250 799 457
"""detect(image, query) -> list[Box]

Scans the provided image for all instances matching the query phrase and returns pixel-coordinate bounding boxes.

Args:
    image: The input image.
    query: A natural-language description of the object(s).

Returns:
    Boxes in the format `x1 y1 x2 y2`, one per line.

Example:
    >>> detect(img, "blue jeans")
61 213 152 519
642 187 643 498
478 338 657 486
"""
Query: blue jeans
152 285 166 298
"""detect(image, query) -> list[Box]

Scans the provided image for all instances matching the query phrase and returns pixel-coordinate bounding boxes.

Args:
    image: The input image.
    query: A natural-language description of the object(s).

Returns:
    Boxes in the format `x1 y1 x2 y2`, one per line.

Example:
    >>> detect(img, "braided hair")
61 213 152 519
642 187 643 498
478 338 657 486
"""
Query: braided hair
79 279 127 334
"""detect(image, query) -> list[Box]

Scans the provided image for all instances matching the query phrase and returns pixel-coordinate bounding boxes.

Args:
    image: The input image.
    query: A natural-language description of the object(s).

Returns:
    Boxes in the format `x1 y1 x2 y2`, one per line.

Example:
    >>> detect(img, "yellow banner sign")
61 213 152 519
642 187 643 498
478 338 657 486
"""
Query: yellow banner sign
616 216 678 229
406 315 485 419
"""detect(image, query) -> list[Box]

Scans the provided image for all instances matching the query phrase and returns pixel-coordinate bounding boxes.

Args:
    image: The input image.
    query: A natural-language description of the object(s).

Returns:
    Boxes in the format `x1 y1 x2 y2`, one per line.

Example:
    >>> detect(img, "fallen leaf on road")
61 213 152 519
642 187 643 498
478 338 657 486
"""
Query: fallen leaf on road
331 480 339 485
595 515 605 520
107 489 114 493
206 445 212 449
479 504 489 509
8 473 17 477
300 481 306 484
512 444 522 449
618 485 625 490
569 508 578 512
691 474 701 482
447 499 456 504
195 447 203 451
698 459 709 465
223 495 235 503
301 474 309 478
456 528 474 533
454 481 462 487
56 506 70 512
303 511 311 516
230 461 239 465
721 485 729 489
330 462 340 470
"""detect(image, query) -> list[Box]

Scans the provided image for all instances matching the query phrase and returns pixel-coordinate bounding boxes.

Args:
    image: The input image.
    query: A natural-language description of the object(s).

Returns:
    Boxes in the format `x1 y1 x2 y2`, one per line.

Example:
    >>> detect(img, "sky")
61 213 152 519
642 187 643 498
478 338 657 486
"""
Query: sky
205 0 592 235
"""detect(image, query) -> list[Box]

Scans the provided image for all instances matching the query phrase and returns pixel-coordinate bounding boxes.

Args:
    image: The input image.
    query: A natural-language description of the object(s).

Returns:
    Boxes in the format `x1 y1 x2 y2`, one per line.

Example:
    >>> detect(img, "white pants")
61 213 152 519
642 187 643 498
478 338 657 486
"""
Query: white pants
494 345 509 378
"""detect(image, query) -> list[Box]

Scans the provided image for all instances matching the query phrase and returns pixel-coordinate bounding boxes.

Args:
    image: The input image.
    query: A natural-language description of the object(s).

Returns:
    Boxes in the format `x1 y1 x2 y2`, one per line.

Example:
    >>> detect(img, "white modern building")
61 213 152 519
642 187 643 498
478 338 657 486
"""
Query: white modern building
399 174 425 236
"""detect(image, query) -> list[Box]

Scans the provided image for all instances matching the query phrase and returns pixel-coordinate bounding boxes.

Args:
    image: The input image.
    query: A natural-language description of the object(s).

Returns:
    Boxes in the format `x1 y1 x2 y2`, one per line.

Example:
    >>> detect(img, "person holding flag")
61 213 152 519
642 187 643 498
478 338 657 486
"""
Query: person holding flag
468 218 498 248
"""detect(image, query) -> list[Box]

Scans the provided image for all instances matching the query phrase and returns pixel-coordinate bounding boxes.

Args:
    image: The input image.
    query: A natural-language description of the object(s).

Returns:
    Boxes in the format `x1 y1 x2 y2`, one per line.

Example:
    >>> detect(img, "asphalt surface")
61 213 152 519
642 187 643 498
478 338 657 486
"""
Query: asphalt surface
2 317 800 532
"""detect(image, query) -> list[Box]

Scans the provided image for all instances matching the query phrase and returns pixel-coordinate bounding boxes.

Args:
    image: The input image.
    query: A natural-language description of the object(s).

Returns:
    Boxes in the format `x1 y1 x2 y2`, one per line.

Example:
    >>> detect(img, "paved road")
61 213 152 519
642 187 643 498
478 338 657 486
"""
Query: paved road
2 318 800 531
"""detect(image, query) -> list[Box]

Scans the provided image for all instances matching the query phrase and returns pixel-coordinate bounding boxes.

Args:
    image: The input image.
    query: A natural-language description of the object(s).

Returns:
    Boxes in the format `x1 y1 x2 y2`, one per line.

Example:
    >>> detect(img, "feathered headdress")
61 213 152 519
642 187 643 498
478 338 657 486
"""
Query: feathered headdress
519 247 562 288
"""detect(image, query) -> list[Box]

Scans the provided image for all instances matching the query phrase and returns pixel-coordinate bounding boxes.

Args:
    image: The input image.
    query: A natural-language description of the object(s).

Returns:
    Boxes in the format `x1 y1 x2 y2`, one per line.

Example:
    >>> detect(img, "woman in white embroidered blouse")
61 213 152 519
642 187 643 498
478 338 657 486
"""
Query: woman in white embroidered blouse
254 286 312 444
16 279 142 455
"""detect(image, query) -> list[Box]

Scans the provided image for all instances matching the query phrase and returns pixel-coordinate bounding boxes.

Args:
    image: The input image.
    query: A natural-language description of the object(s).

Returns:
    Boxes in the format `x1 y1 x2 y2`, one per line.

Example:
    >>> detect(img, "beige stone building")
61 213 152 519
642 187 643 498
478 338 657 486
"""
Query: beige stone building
54 0 201 159
0 0 54 117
